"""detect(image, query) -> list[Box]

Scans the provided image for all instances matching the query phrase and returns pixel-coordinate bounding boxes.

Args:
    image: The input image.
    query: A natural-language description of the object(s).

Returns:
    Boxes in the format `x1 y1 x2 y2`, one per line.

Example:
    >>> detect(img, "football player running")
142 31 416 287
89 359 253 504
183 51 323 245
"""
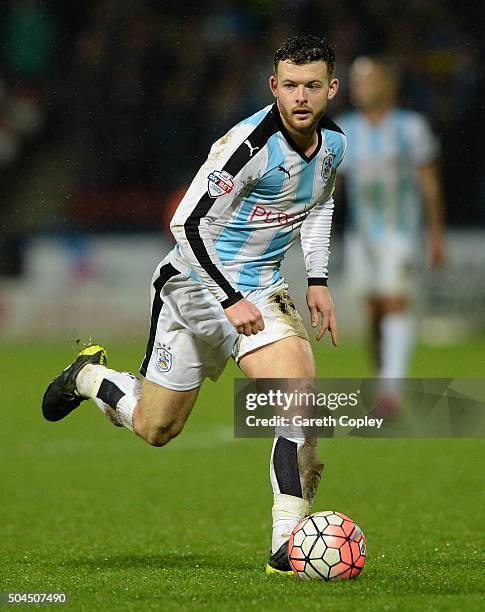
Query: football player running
42 35 346 575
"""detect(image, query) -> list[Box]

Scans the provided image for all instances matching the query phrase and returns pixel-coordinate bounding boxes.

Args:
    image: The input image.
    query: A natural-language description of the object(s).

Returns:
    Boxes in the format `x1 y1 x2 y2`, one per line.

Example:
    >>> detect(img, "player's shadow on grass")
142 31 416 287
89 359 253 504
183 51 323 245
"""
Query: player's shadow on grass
65 552 251 571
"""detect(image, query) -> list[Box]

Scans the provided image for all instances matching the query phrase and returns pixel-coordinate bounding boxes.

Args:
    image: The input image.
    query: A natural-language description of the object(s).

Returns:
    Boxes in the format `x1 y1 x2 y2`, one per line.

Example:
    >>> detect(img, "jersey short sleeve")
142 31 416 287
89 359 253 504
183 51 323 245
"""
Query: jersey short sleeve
404 112 439 166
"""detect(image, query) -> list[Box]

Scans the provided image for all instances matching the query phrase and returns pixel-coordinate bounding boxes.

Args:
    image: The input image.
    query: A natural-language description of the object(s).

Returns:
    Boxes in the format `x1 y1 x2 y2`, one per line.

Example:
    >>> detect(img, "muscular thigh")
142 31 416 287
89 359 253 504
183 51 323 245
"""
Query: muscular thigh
239 338 316 436
134 378 199 439
238 336 315 379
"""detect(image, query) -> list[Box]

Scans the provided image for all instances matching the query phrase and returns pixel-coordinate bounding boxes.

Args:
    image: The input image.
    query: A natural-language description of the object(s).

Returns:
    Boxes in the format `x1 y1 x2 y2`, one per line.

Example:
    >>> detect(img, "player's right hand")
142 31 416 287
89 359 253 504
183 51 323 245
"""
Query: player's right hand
428 230 445 268
224 299 265 336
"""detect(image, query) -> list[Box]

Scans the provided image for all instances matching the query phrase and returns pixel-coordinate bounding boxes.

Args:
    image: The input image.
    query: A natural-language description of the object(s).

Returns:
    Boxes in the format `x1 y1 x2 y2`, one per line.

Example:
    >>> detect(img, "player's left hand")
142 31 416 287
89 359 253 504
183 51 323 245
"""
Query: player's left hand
306 286 338 345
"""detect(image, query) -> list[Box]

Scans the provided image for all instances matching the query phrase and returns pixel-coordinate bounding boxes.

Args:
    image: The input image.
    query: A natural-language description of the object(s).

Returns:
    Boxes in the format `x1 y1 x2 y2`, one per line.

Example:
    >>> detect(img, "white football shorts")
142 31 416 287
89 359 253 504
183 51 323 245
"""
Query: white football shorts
343 233 418 297
140 254 309 391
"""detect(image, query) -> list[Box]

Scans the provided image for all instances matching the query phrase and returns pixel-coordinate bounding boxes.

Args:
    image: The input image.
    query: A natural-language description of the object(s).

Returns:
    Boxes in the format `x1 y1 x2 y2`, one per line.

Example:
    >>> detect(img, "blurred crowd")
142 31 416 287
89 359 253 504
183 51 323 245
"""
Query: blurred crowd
0 0 483 250
0 0 55 168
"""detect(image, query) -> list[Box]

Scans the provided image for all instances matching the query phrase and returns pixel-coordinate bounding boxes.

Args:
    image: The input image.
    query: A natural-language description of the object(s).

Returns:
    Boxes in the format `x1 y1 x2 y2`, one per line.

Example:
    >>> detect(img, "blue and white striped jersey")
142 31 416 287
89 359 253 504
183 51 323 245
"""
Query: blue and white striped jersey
169 103 347 307
337 109 438 242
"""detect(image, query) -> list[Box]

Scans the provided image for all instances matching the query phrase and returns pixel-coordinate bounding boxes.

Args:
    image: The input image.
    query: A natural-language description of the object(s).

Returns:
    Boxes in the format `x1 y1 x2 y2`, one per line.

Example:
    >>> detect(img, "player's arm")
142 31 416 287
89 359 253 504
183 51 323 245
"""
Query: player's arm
170 123 267 335
416 161 445 267
300 198 338 346
407 113 445 268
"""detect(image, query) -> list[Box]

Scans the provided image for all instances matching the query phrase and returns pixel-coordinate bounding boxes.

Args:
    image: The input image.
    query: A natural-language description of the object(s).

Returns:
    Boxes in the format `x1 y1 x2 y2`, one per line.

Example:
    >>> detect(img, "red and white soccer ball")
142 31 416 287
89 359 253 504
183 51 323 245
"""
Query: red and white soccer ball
288 511 366 581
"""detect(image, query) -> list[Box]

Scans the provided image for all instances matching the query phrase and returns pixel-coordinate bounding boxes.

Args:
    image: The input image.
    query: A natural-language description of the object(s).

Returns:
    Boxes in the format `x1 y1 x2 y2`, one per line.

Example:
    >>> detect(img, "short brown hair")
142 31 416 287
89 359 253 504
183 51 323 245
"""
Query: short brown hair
274 35 336 79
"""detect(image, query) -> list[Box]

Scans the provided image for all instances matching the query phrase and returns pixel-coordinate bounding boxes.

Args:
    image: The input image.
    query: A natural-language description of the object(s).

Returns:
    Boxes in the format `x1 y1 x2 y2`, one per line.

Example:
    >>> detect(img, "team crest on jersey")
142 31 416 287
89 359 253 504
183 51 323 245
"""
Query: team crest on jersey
207 170 234 198
321 150 335 184
156 344 172 373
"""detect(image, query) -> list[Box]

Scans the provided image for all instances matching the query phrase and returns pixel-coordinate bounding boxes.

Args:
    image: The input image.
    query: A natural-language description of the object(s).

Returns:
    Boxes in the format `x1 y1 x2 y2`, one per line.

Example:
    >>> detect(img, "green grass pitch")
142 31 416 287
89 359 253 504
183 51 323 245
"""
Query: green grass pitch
1 338 484 611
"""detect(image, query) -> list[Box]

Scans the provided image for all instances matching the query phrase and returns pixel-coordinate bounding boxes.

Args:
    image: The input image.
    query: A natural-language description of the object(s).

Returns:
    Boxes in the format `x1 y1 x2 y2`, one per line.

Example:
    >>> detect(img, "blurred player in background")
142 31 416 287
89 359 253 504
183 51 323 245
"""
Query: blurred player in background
42 36 347 575
337 57 445 410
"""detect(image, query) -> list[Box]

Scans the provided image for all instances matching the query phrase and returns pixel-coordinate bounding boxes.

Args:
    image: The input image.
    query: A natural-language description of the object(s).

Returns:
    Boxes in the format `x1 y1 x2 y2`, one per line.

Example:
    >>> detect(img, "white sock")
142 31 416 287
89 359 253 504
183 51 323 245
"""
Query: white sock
272 493 310 554
76 365 141 431
379 312 415 387
76 364 107 398
270 434 321 554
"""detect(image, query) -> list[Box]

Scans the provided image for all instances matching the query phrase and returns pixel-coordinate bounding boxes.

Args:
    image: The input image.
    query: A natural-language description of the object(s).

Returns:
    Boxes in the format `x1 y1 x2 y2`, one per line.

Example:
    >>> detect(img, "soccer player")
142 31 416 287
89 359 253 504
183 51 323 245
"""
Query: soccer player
42 35 347 575
337 57 445 409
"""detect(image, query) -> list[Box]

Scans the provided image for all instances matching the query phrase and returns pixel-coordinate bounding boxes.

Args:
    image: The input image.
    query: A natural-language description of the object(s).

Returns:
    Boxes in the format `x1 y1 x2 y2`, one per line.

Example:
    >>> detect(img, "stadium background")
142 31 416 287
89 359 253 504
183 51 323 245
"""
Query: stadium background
1 1 484 610
0 0 484 340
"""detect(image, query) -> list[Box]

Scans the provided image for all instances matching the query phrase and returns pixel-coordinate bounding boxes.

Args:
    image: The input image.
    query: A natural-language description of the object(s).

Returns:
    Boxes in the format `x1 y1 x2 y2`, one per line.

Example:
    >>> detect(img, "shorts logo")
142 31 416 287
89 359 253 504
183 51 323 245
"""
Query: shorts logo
156 344 172 373
321 150 335 184
207 170 234 198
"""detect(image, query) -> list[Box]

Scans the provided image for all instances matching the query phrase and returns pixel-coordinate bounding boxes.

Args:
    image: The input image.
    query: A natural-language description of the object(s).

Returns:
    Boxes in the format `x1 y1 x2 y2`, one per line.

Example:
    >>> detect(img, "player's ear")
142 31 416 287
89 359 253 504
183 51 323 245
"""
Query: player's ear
269 74 278 98
327 78 339 101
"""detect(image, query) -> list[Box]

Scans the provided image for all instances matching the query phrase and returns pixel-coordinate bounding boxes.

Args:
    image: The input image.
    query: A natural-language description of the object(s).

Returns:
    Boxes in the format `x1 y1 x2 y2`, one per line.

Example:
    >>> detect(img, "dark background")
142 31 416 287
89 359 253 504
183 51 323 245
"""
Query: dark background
0 0 483 273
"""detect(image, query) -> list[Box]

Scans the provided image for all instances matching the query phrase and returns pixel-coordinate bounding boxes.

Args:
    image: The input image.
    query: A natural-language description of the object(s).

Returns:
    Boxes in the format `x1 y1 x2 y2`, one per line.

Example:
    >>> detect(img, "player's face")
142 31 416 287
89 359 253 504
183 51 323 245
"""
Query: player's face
270 60 339 134
349 59 396 111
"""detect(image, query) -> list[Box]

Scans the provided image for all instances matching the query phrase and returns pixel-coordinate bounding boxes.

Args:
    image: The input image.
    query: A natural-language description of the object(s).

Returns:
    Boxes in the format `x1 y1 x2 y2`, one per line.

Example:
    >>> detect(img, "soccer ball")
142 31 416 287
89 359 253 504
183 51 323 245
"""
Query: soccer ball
288 511 366 581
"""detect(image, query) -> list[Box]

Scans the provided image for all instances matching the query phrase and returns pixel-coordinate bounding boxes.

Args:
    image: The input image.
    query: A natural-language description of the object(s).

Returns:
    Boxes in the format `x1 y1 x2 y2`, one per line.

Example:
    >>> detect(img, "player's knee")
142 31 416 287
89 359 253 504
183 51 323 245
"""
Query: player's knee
143 428 168 447
142 419 184 447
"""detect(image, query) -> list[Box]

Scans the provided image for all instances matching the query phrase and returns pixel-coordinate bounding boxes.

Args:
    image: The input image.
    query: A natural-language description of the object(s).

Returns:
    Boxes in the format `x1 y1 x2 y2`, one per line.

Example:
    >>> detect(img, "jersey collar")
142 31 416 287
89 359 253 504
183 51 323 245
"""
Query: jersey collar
271 103 322 163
